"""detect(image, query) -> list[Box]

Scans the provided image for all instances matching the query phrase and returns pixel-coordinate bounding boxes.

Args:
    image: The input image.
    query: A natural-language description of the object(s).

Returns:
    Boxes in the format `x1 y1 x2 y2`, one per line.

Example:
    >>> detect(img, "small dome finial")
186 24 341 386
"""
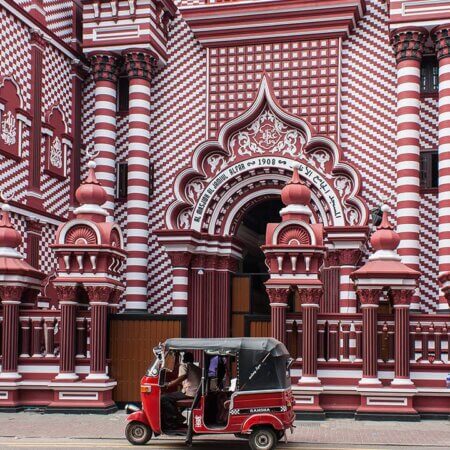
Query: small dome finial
281 162 311 207
0 198 22 254
74 159 108 219
370 203 400 255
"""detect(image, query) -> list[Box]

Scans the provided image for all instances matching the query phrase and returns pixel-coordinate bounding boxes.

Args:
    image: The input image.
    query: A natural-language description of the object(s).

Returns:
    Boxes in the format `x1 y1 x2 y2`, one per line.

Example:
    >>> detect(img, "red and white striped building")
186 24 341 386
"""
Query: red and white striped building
0 0 449 417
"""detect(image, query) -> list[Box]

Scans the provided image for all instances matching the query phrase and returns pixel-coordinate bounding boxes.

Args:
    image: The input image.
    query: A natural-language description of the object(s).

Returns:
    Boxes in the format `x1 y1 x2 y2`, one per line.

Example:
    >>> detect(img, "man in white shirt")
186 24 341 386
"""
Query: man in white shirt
161 352 201 429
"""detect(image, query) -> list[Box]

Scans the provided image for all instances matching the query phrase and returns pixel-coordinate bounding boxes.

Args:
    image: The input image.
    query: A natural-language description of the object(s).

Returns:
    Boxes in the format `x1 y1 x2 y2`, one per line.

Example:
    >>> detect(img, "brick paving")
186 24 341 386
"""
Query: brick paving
0 411 449 447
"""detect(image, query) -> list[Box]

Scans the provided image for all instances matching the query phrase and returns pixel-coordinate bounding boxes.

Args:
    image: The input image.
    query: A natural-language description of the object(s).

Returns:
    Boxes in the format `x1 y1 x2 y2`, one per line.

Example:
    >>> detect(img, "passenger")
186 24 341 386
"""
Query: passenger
161 352 201 429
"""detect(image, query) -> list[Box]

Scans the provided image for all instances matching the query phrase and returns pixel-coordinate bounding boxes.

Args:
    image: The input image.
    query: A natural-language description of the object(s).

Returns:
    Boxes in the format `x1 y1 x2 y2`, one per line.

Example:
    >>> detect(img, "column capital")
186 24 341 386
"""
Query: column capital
390 288 414 307
168 251 192 268
29 28 46 49
390 27 428 63
85 285 114 304
432 25 450 60
298 287 322 306
357 288 381 307
267 287 290 305
338 248 362 266
89 52 120 83
55 285 78 303
122 48 158 81
0 285 24 303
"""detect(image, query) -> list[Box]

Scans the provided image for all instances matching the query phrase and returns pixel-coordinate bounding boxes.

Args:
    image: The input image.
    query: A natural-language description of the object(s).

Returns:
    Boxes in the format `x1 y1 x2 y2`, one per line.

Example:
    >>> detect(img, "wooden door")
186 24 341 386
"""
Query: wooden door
231 276 251 337
109 318 183 403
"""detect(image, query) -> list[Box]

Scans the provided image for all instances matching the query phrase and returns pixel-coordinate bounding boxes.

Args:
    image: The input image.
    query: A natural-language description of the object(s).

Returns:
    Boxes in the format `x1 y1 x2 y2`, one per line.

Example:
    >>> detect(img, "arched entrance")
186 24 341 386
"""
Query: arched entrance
157 76 369 337
230 198 283 337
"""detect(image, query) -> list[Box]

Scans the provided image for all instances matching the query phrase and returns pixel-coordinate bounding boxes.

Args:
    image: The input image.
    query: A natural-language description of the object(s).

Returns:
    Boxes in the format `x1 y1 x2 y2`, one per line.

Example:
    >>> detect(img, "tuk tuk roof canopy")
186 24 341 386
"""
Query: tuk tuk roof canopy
164 337 289 358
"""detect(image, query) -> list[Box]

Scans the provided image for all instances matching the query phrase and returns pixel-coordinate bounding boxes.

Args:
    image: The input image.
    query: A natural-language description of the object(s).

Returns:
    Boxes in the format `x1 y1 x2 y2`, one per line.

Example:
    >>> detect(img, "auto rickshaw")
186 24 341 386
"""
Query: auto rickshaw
125 337 295 450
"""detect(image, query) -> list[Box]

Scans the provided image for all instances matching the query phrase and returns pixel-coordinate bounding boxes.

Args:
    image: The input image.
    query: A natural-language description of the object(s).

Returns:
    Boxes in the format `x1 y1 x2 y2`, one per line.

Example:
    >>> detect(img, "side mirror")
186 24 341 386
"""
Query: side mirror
159 368 167 386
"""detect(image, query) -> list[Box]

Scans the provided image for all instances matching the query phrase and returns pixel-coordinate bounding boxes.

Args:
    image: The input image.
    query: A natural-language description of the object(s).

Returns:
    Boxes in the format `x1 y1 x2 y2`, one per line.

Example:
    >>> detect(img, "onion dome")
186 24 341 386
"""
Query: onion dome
0 203 22 258
281 162 311 206
369 204 401 261
280 162 312 220
74 161 108 220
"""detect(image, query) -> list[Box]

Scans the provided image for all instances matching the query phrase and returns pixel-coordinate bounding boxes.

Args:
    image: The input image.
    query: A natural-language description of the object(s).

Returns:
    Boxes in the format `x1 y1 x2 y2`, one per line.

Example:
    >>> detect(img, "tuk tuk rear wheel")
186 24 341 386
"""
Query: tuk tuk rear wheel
125 421 152 445
249 427 277 450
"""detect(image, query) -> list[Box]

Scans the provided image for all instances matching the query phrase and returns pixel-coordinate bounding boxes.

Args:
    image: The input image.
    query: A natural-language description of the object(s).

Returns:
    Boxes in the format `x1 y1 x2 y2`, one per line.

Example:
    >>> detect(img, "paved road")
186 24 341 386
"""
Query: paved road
0 439 449 450
0 411 449 450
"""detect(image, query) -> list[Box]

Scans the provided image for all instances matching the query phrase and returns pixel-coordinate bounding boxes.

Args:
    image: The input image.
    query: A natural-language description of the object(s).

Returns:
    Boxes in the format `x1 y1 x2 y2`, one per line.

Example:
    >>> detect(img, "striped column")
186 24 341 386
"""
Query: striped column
390 28 428 311
123 49 157 311
89 52 119 219
432 26 450 312
168 252 191 315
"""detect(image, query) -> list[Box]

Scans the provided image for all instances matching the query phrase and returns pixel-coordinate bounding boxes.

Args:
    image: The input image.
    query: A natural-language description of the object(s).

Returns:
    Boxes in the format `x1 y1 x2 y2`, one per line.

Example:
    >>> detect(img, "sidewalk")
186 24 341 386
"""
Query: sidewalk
0 411 449 447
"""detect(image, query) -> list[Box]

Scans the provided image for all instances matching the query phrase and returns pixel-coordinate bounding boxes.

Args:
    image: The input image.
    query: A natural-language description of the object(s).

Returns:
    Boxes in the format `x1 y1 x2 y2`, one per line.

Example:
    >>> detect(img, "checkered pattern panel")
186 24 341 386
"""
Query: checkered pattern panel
44 1 74 42
208 40 340 140
81 75 96 180
340 0 397 215
419 96 439 150
419 193 439 313
146 12 207 314
40 222 58 275
0 9 31 202
10 211 27 258
41 46 73 217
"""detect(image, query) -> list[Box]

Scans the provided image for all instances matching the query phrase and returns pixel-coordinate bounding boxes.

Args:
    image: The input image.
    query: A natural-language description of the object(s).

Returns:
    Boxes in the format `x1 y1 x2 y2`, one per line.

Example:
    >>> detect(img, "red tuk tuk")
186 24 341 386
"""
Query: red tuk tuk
125 338 295 450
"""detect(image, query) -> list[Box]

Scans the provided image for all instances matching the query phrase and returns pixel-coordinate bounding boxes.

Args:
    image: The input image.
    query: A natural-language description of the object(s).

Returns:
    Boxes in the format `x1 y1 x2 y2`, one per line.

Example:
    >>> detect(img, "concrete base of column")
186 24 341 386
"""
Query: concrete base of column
0 372 21 380
298 376 322 387
85 373 109 381
54 372 78 381
358 377 382 387
391 378 415 388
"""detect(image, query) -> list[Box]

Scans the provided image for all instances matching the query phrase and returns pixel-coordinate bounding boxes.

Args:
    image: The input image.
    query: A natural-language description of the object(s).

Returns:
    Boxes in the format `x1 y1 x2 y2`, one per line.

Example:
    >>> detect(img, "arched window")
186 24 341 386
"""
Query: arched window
43 106 71 179
0 77 28 159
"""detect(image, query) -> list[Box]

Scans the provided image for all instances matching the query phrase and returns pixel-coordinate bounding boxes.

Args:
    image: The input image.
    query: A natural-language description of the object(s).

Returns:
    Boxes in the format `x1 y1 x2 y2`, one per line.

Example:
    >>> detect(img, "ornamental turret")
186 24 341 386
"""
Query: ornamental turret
0 200 45 381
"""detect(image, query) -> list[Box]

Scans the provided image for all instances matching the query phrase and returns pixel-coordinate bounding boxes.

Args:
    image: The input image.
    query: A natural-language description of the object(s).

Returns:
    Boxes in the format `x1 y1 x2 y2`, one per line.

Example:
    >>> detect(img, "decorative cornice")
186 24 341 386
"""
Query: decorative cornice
390 27 428 63
432 25 450 61
89 52 120 83
122 49 158 81
180 0 366 46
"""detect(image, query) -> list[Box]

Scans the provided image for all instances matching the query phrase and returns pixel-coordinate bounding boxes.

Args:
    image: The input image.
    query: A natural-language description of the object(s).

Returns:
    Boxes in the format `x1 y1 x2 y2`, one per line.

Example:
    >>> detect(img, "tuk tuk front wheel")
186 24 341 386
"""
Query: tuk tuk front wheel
125 421 152 445
249 427 277 450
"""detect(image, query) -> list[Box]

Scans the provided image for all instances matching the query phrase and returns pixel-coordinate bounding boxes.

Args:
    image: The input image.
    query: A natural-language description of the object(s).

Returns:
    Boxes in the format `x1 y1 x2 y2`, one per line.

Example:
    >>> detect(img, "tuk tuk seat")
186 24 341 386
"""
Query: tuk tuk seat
176 398 194 409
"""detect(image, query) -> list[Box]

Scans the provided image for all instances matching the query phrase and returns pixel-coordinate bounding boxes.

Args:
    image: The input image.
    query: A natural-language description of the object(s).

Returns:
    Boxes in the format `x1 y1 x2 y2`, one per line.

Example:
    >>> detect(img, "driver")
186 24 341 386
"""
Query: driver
161 352 201 429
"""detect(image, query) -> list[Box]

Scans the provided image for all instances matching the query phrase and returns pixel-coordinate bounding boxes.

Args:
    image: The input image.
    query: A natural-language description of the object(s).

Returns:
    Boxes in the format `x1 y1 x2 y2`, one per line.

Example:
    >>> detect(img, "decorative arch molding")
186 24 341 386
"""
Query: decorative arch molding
165 75 368 234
